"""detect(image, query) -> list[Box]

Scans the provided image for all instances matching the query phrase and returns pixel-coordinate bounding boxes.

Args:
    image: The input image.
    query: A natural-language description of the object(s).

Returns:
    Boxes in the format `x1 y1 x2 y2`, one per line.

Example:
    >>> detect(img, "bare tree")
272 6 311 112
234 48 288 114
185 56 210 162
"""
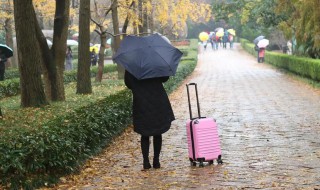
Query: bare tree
112 0 125 79
91 0 111 82
34 0 70 101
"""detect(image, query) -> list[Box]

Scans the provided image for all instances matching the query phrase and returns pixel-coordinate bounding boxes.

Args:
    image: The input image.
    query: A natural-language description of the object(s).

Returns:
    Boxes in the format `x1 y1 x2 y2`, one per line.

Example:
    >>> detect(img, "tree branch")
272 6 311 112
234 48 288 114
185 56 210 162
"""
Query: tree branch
90 18 101 27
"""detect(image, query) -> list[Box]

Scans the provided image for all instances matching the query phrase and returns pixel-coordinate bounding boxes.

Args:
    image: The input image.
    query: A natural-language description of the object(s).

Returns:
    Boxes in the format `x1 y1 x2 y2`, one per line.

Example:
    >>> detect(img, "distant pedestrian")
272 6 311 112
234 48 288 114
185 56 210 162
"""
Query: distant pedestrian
210 33 217 50
258 48 265 63
203 40 208 50
90 49 98 66
228 34 234 49
254 44 260 62
0 49 8 81
65 46 73 71
287 40 292 55
215 35 220 50
124 70 175 170
222 32 228 49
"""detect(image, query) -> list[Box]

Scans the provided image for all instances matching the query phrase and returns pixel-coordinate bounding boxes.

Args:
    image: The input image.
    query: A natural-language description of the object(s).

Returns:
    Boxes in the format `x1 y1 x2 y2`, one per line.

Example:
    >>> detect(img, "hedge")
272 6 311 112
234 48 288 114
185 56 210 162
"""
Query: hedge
0 39 199 189
240 38 320 82
0 90 133 189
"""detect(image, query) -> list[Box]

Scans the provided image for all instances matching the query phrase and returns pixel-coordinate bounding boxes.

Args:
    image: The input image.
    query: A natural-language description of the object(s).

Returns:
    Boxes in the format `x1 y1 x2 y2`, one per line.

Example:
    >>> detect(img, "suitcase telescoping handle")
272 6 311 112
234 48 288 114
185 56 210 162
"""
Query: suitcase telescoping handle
186 83 202 120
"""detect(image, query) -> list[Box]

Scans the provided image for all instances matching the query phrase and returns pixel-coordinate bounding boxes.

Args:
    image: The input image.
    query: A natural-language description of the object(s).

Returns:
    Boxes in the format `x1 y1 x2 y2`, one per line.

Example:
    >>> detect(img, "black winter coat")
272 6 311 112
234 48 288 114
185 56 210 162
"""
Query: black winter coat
125 71 175 136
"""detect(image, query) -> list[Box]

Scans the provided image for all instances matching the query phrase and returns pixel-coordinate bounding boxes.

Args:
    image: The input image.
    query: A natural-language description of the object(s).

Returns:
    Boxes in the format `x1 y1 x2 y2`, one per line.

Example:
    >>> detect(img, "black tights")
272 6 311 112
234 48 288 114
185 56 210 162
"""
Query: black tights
141 135 162 163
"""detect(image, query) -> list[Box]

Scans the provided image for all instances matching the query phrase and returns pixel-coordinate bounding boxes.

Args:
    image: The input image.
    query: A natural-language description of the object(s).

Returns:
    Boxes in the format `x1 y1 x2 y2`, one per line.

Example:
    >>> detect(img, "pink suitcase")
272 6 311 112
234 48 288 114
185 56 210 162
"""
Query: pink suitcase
186 83 223 167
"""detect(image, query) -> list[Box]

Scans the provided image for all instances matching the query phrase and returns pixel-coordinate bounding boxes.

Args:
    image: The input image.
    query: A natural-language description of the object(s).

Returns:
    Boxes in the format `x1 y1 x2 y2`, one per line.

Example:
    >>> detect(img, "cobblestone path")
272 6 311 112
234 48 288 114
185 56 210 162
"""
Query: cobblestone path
46 44 320 190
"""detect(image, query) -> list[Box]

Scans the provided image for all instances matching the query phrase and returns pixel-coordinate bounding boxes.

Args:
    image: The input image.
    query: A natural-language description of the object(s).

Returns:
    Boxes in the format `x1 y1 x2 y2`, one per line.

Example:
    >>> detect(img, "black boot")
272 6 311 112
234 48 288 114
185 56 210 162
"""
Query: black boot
141 136 151 169
153 135 162 169
143 162 151 169
153 158 161 169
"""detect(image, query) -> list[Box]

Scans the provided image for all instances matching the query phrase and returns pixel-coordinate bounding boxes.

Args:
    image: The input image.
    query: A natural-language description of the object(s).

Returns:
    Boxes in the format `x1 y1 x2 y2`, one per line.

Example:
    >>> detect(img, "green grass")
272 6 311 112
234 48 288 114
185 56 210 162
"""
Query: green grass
0 72 124 131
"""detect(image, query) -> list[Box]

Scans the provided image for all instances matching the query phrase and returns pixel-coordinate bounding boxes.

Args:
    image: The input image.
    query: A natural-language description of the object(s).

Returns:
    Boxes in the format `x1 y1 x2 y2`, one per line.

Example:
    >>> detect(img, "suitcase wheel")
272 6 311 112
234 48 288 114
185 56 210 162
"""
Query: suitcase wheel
199 161 204 167
190 161 197 166
217 155 223 164
208 160 214 165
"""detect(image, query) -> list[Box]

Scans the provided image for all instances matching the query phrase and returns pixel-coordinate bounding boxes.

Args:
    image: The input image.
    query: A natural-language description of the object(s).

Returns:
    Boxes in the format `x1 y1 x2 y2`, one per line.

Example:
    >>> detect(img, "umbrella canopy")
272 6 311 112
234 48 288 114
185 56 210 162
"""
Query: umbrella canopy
214 27 224 33
113 33 183 80
90 45 99 52
199 32 209 42
254 36 265 44
67 39 78 46
154 32 171 44
216 31 224 37
160 35 171 44
257 39 269 48
227 29 236 36
0 44 13 58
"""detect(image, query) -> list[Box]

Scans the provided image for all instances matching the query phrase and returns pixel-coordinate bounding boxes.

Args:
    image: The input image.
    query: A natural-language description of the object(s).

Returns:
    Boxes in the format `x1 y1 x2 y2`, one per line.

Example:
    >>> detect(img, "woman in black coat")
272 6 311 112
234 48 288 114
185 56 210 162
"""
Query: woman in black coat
125 70 175 169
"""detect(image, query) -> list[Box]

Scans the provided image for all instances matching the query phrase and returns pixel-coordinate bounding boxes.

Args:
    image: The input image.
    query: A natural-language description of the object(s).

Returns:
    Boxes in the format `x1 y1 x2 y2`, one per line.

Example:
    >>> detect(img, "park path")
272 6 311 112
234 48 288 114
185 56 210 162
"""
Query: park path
44 43 320 190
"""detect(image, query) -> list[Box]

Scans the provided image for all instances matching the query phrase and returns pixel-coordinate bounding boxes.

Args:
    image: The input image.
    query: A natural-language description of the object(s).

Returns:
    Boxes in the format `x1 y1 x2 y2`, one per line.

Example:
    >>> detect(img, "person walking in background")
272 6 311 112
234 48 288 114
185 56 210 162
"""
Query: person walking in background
258 48 265 63
0 49 8 81
210 32 216 50
287 40 292 55
254 44 260 62
90 49 98 66
215 35 220 50
228 34 234 49
124 70 175 170
65 46 73 71
222 32 229 49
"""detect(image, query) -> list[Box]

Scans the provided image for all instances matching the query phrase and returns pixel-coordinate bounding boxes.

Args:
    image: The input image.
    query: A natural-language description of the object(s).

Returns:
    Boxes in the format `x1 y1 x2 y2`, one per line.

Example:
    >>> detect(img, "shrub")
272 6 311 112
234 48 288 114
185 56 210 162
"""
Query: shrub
0 78 20 99
4 68 20 80
0 90 132 189
240 38 320 82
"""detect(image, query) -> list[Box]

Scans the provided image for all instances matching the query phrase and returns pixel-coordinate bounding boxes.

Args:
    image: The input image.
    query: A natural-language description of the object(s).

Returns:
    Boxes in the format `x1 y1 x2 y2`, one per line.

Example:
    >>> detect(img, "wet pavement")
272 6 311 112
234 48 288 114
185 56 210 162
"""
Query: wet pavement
46 43 320 189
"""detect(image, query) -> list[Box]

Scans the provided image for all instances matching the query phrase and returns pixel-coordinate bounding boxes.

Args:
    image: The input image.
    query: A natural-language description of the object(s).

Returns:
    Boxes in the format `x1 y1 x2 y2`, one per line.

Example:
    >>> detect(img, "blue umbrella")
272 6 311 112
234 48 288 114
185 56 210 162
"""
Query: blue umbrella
113 33 183 80
0 44 13 58
253 36 265 44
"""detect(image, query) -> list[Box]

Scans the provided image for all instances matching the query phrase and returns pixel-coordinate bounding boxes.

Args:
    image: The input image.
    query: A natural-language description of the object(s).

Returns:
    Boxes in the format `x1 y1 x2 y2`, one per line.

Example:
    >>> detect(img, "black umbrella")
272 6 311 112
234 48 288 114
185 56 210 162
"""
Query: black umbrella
113 33 183 80
253 36 265 44
0 44 13 58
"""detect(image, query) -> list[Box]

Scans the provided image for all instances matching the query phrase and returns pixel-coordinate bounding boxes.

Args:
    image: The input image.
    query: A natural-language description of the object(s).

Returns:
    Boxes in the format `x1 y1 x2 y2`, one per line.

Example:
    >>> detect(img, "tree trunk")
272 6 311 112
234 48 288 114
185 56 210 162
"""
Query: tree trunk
95 29 107 82
112 0 124 79
32 6 56 101
138 0 143 34
13 0 48 107
149 0 154 34
4 1 15 68
122 1 135 34
77 0 92 94
133 2 138 35
50 0 70 101
142 0 148 33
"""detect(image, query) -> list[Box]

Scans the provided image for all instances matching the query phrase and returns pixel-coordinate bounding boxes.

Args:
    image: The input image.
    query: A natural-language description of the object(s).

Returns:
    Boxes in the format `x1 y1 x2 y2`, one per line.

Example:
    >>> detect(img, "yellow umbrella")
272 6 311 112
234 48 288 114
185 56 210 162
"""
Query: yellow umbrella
90 46 99 52
199 32 209 42
216 31 224 37
227 29 236 36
